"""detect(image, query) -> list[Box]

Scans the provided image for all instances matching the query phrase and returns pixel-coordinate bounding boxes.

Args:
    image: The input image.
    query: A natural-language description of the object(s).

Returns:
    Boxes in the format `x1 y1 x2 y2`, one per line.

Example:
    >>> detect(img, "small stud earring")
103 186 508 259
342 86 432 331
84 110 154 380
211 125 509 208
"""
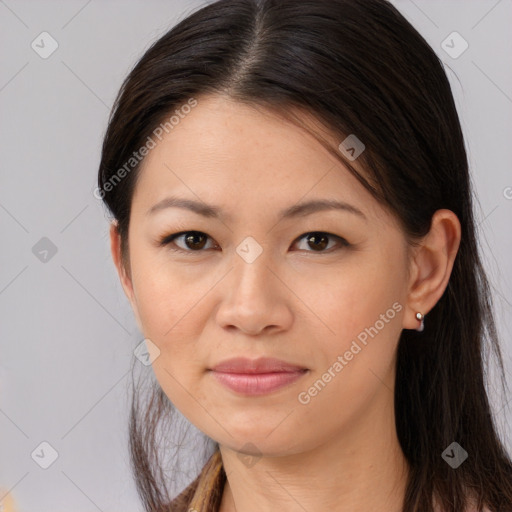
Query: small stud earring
415 312 424 332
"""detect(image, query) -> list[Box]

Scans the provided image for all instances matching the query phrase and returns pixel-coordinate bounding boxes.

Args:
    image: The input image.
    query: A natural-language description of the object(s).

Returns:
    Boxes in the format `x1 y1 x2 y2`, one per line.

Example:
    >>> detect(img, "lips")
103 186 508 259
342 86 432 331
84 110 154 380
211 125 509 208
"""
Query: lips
210 356 307 374
209 357 309 395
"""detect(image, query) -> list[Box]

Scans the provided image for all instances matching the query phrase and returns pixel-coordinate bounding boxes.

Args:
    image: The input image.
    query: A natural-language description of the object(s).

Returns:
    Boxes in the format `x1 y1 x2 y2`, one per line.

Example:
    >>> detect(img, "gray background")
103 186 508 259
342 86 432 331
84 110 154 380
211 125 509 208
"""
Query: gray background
1 1 511 511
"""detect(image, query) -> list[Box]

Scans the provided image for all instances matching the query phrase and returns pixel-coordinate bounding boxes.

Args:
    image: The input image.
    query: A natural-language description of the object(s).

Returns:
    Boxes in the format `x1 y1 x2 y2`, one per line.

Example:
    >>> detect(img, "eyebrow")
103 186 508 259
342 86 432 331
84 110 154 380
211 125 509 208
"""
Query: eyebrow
146 196 367 222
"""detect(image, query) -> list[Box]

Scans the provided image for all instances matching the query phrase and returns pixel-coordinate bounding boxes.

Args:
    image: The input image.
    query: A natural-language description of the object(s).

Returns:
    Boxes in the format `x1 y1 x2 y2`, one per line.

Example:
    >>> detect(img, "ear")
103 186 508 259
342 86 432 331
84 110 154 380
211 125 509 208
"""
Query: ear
109 221 143 330
403 209 461 330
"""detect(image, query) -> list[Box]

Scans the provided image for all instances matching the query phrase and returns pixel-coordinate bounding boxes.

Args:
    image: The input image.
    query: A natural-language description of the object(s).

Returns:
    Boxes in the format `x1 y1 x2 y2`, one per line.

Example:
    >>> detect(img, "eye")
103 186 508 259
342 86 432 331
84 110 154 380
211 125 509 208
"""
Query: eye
158 230 349 254
159 231 219 253
293 232 349 252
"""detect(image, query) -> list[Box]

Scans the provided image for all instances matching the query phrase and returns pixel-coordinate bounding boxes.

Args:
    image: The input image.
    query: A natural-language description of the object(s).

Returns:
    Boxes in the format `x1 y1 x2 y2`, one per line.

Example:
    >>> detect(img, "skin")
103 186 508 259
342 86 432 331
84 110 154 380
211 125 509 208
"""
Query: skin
110 94 461 512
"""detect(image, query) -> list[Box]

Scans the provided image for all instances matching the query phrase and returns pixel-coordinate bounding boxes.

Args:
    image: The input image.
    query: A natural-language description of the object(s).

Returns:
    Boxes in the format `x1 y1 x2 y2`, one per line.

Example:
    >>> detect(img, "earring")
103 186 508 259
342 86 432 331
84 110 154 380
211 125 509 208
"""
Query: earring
415 312 424 332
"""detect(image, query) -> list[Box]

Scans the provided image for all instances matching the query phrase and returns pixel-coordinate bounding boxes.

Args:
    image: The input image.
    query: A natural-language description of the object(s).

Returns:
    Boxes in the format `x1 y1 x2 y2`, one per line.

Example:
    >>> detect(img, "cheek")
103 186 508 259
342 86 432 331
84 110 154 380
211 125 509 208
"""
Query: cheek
298 249 405 344
131 250 205 338
305 249 407 389
294 289 404 434
130 252 223 376
132 261 210 414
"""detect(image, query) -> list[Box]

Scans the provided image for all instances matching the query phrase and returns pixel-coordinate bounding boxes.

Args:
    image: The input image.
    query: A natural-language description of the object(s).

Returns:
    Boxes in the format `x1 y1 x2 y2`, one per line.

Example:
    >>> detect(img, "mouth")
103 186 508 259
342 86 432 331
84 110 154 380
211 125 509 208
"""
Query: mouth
209 357 309 396
210 356 308 373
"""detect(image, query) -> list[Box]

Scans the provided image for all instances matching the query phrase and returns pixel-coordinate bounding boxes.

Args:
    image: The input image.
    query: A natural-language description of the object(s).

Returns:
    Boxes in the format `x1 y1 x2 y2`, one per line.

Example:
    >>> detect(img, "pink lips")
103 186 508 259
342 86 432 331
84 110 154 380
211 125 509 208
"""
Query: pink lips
209 357 308 396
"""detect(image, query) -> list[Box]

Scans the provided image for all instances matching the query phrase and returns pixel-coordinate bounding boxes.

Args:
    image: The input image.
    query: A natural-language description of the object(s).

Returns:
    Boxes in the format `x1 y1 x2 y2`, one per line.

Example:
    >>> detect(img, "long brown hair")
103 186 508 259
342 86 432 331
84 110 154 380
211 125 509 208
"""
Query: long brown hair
97 0 512 510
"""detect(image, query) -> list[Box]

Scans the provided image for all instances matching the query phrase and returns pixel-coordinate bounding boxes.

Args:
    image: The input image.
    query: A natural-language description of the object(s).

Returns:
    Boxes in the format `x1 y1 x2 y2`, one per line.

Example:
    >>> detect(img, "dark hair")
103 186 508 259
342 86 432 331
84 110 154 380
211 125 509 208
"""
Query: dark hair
97 0 512 510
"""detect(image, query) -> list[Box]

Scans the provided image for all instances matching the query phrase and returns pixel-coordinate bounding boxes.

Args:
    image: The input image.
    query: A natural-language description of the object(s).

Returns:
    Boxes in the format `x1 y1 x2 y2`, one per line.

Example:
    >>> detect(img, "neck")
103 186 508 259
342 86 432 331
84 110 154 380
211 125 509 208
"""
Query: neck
218 388 409 512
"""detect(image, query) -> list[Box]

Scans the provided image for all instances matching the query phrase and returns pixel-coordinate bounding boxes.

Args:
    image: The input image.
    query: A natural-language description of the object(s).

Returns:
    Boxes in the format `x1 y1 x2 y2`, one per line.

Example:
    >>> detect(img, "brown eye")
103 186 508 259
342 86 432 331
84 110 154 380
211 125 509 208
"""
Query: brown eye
294 232 349 252
160 230 348 254
183 232 207 250
159 231 217 252
306 232 329 251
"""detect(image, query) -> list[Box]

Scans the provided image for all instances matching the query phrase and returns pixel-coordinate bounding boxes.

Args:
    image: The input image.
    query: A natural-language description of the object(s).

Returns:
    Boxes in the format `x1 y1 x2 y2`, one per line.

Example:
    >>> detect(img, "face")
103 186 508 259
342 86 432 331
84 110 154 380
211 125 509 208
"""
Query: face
113 94 414 456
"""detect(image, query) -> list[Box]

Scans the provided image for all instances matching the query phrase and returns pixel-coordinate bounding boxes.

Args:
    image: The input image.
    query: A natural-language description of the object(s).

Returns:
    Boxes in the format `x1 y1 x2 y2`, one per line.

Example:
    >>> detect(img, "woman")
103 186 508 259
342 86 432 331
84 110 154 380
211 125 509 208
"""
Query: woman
97 0 512 510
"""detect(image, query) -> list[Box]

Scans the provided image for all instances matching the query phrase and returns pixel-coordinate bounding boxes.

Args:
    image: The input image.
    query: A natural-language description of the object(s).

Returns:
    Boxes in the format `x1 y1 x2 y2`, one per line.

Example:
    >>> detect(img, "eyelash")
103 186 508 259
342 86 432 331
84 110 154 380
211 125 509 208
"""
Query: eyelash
158 231 350 255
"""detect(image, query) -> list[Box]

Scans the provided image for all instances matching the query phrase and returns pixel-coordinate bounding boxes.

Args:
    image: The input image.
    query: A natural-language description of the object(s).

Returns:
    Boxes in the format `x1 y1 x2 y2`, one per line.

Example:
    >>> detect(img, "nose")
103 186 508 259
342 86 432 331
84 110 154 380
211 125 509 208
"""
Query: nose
215 251 293 336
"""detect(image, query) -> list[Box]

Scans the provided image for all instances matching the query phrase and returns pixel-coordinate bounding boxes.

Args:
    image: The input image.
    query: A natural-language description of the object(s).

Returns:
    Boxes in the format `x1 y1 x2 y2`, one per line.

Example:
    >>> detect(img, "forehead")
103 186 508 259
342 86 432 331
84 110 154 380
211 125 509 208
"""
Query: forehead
131 94 395 228
141 95 337 179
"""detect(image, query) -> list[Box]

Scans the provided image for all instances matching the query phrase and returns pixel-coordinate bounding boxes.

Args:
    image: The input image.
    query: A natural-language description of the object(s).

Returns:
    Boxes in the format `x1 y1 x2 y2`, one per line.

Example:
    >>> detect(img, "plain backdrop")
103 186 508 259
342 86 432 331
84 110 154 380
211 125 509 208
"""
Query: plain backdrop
1 1 511 511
